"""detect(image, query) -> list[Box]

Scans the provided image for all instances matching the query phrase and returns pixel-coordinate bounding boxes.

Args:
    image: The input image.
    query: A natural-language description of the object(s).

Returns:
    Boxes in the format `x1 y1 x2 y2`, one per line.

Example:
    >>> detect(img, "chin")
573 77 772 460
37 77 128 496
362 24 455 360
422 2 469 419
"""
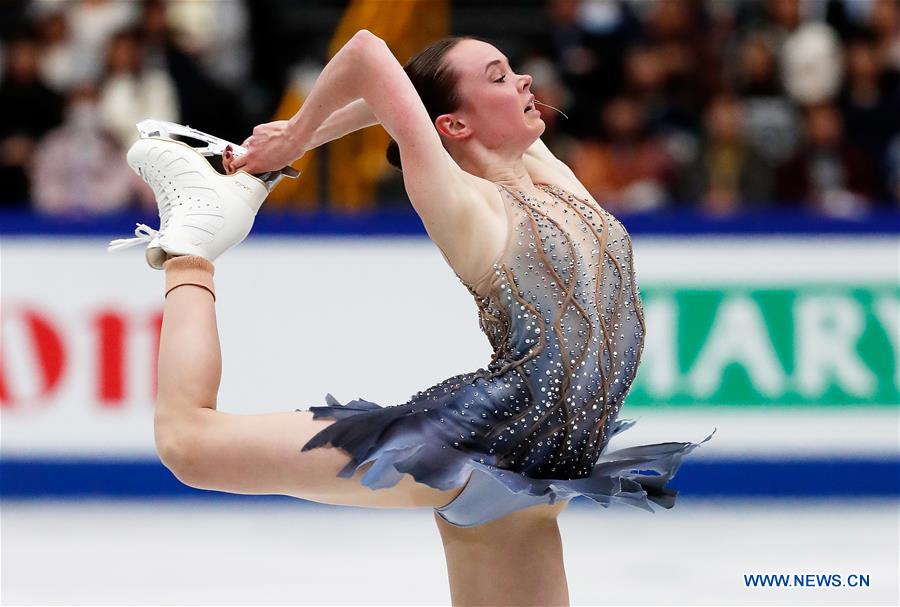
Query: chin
511 120 544 153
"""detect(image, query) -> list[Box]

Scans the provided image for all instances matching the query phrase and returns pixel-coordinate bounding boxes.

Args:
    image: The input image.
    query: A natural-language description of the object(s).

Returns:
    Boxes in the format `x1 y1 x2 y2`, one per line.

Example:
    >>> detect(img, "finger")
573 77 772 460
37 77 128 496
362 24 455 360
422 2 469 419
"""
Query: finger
242 137 252 148
230 154 249 172
223 146 235 174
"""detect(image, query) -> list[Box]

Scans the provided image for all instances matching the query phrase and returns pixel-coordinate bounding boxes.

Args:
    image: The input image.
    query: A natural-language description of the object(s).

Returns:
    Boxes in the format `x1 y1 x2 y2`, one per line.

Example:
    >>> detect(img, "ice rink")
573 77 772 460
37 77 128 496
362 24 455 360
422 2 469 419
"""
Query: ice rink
2 497 897 606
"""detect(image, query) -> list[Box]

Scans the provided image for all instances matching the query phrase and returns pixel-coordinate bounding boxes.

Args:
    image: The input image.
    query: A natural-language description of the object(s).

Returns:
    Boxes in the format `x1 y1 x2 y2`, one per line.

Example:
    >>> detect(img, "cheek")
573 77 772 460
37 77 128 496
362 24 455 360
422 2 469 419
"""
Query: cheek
475 91 523 129
496 90 523 116
459 83 529 142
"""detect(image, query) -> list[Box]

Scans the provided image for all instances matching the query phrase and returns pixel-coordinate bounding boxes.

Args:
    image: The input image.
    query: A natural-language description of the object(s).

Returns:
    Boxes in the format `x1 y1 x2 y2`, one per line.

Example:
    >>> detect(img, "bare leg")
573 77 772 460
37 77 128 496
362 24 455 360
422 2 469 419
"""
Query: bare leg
435 500 571 607
155 257 222 421
153 256 466 508
158 257 568 604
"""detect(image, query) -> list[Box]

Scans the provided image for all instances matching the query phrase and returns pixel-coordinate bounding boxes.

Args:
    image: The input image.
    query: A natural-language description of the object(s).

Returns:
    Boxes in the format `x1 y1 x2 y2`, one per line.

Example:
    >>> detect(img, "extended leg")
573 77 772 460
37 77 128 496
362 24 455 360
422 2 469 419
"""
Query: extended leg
112 133 464 508
154 256 465 509
155 256 221 422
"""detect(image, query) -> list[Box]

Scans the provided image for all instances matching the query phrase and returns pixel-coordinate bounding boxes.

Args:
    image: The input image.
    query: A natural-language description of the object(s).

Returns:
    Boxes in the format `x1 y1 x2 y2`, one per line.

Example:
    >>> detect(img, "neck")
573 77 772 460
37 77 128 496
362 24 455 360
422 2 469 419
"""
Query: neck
450 141 536 192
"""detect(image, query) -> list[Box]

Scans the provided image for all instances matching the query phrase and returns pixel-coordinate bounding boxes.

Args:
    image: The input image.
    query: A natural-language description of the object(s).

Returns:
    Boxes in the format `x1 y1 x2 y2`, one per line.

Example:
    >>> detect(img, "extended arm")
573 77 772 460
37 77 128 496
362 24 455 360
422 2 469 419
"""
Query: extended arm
316 103 577 183
304 99 575 192
304 99 377 152
223 99 377 174
284 98 581 205
314 102 564 173
307 101 566 169
231 30 485 233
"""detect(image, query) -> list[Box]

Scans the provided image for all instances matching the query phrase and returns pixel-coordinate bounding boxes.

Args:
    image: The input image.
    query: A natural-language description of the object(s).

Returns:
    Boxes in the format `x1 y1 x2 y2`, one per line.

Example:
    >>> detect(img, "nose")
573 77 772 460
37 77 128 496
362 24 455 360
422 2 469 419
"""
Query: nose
520 73 533 91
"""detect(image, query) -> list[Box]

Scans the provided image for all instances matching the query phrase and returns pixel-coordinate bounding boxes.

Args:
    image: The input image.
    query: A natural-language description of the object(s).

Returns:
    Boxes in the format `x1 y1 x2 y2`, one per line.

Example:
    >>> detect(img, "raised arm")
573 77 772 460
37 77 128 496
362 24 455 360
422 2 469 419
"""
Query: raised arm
305 99 377 151
222 100 375 175
312 104 580 193
231 30 487 234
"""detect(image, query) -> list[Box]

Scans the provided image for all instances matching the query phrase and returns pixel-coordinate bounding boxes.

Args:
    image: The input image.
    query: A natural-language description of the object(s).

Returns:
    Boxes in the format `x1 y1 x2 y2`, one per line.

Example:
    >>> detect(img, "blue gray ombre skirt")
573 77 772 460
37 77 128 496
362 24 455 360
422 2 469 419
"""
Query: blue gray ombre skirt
299 381 715 528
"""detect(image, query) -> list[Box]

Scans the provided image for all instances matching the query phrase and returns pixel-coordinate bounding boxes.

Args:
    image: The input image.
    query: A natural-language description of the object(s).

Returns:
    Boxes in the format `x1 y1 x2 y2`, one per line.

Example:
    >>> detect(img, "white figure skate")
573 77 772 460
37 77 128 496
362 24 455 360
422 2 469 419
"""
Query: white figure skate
108 119 299 269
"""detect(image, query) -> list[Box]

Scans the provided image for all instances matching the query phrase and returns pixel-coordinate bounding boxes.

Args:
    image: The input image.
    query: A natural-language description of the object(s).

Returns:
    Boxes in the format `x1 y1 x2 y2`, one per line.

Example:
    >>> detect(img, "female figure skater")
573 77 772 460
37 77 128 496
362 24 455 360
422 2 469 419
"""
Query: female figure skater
118 31 712 606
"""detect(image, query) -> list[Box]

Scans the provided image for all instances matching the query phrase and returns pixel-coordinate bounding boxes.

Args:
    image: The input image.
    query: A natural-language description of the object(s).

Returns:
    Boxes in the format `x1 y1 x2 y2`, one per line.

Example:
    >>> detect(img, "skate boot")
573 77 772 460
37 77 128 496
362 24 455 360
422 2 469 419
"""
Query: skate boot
108 119 299 269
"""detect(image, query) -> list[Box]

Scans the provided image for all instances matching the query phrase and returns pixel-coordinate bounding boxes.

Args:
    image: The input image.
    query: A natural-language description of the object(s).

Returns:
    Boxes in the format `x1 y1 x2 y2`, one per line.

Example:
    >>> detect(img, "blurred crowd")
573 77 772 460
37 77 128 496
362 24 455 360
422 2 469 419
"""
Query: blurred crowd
524 0 900 217
0 0 253 216
0 0 898 219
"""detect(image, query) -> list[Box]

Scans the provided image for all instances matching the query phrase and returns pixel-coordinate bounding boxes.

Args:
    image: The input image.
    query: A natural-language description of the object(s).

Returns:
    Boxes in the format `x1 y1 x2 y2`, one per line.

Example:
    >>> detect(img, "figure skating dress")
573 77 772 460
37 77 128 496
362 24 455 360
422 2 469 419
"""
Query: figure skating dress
300 183 715 527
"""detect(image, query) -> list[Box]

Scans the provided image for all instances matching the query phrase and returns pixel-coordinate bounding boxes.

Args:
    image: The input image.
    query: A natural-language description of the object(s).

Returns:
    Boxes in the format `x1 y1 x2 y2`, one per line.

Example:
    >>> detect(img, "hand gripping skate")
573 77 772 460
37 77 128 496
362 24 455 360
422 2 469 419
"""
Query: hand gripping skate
108 120 300 269
134 119 301 188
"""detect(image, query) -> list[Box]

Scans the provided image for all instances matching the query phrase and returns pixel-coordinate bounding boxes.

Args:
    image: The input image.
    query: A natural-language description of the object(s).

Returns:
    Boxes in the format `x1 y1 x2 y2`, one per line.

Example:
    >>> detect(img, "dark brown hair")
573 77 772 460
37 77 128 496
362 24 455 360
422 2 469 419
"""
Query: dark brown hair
386 36 474 170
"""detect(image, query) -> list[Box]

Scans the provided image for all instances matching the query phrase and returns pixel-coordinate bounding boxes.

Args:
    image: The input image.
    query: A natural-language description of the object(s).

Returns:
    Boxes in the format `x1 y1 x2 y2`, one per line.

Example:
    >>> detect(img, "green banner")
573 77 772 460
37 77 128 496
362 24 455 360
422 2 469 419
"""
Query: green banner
627 285 899 407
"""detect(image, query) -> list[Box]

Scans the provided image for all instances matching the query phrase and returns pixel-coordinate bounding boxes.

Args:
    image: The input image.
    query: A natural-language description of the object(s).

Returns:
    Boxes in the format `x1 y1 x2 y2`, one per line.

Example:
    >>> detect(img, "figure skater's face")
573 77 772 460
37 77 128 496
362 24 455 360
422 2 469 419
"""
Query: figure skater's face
441 39 544 153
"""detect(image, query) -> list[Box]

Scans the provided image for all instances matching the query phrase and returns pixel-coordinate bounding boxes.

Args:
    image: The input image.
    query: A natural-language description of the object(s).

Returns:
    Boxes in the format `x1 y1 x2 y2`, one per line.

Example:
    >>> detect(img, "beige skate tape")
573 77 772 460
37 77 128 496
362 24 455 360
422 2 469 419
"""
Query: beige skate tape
164 256 216 301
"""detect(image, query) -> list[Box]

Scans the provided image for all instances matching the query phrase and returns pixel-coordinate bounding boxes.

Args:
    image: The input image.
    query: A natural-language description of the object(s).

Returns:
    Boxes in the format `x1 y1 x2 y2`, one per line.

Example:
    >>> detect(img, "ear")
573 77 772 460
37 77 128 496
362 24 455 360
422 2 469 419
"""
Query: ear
435 113 470 141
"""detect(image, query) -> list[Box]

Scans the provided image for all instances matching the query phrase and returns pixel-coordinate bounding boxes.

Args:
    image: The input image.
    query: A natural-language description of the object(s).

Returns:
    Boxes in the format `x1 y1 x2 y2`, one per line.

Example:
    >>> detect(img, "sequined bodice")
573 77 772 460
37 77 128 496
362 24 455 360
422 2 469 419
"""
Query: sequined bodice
451 183 646 479
304 182 707 517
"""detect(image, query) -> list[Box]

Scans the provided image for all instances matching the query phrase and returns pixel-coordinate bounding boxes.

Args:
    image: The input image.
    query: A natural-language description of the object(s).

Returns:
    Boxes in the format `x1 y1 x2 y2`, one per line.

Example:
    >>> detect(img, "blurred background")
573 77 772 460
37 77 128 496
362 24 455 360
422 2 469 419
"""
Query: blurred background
1 0 898 605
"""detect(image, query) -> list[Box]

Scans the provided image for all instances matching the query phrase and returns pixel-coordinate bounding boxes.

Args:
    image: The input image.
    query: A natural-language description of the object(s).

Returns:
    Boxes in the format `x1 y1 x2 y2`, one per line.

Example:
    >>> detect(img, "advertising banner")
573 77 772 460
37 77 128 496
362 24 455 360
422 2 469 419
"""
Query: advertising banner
630 285 897 406
1 235 897 497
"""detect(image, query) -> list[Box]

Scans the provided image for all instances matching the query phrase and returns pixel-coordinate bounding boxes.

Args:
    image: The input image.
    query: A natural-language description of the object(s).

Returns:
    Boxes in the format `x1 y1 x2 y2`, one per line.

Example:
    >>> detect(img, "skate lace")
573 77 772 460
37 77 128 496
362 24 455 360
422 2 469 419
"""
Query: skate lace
107 223 160 252
107 167 183 253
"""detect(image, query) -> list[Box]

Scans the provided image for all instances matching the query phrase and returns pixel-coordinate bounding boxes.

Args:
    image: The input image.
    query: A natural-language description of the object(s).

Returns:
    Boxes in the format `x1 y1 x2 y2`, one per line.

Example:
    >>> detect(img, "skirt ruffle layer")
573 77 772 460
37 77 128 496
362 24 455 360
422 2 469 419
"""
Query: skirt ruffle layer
300 393 715 527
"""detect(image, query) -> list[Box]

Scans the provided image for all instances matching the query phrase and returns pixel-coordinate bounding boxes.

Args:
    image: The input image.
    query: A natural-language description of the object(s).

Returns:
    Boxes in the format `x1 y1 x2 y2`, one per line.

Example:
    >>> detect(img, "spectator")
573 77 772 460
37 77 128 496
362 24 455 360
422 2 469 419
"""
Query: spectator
641 0 718 122
0 0 895 215
30 84 154 215
97 27 179 150
759 0 806 45
869 0 900 76
622 43 668 124
532 0 634 136
682 93 773 214
735 30 782 96
774 102 877 216
838 30 898 203
164 0 251 90
138 0 250 142
780 22 844 105
0 33 62 208
55 0 140 85
568 94 673 213
32 5 80 92
733 31 800 167
621 41 703 195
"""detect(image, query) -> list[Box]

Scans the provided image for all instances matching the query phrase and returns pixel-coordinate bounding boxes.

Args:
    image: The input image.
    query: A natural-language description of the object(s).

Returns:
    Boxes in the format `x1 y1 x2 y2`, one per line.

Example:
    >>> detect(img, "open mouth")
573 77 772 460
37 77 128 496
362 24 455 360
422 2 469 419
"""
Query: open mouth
524 102 536 113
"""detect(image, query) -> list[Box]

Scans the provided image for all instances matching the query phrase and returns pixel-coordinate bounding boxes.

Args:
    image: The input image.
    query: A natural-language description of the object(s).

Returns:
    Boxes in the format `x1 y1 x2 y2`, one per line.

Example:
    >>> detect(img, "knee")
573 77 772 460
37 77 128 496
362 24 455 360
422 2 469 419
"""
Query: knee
154 411 204 487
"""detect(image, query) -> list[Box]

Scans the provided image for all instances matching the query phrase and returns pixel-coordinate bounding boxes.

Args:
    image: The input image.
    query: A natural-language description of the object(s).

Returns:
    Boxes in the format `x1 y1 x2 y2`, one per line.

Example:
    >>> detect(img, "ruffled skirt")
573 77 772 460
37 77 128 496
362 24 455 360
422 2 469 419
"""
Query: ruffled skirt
299 384 715 528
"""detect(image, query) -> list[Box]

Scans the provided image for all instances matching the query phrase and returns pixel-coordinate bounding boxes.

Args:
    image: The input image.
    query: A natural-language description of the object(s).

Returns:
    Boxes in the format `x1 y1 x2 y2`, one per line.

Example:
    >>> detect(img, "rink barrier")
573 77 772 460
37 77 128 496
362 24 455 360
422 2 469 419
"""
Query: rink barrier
1 208 899 236
1 457 897 499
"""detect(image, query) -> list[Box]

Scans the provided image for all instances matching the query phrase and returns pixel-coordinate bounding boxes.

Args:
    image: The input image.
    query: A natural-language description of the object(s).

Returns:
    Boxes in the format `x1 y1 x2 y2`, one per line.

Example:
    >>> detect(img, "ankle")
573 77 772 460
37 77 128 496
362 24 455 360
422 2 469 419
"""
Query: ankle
164 255 216 300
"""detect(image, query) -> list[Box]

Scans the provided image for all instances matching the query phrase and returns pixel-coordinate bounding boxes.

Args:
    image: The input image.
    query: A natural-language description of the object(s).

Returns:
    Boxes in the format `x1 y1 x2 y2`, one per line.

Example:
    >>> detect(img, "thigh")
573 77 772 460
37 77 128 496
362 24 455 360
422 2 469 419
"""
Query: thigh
183 407 466 510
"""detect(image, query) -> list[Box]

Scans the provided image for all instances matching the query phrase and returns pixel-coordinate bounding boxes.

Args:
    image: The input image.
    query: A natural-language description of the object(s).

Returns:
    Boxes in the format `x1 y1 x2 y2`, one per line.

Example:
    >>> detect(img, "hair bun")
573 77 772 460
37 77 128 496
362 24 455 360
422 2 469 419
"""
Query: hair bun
386 138 402 170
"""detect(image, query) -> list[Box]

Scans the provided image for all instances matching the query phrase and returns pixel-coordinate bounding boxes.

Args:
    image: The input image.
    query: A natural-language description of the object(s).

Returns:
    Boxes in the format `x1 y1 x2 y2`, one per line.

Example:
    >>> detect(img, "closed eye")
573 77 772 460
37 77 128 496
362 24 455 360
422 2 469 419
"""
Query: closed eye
494 74 507 83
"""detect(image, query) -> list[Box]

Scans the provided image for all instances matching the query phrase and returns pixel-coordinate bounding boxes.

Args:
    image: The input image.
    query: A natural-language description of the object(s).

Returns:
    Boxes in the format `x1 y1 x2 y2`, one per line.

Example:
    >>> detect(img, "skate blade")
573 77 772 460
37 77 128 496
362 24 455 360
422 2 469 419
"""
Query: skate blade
135 119 300 191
